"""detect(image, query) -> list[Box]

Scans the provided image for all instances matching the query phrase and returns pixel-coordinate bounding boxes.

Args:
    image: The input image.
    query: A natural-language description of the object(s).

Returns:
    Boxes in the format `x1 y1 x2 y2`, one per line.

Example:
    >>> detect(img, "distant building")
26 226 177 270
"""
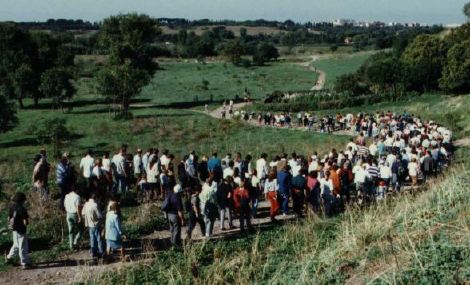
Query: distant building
333 19 356 27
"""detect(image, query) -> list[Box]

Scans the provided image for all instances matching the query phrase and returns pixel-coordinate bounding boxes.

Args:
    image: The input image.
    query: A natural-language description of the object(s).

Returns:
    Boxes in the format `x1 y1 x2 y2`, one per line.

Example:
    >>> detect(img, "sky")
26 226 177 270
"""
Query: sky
0 0 467 25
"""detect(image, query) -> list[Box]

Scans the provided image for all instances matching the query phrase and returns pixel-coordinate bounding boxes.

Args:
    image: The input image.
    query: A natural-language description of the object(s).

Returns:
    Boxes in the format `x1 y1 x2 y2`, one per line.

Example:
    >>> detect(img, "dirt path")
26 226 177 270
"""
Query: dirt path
203 103 354 137
0 201 297 285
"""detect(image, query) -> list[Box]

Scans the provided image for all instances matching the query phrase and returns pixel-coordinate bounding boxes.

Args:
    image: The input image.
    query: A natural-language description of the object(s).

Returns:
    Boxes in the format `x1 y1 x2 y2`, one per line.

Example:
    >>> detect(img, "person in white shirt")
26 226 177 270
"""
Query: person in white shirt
369 142 378 157
133 149 143 179
223 161 235 179
319 171 335 216
82 193 103 257
408 158 419 187
256 153 269 183
112 147 128 193
80 150 94 190
64 189 82 249
379 162 392 188
160 150 170 171
102 152 111 173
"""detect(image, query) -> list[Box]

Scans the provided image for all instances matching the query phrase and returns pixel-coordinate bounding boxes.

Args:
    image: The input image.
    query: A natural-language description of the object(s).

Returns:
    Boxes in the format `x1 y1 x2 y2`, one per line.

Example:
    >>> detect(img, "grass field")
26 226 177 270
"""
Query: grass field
138 61 317 105
311 52 373 89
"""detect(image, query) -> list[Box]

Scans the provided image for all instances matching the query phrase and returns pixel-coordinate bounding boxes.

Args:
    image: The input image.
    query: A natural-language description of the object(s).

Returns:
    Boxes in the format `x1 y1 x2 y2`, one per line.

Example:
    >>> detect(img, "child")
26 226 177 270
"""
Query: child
138 174 149 203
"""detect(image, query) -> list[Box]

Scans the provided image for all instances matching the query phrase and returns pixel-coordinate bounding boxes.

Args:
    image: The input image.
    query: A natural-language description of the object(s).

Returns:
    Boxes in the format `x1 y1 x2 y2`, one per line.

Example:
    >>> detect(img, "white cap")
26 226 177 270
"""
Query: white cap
173 184 183 194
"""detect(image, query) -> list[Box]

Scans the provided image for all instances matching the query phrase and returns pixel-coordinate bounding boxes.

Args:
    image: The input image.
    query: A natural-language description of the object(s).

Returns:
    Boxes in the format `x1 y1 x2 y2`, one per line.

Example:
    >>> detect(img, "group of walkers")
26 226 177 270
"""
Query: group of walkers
6 111 453 269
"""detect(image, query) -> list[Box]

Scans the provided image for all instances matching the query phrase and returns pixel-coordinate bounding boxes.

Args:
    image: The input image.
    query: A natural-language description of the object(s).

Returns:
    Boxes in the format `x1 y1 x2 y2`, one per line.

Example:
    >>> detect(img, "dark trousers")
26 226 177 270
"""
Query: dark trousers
186 213 205 239
168 213 181 246
292 189 304 217
239 206 251 233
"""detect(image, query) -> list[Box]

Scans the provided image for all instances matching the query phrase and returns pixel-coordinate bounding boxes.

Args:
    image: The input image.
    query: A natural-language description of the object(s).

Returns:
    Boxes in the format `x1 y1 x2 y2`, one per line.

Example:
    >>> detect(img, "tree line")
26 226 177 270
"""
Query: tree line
334 7 470 97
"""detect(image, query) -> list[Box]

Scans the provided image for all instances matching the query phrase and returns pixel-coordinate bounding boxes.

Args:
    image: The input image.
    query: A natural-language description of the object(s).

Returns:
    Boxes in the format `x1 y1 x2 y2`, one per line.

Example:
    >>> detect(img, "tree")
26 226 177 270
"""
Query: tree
334 73 365 96
253 42 279 66
9 64 35 108
98 14 159 117
365 54 403 95
0 87 18 132
31 117 72 158
0 24 75 108
464 2 470 18
224 39 245 65
401 35 446 91
439 39 470 93
39 68 76 111
97 63 149 117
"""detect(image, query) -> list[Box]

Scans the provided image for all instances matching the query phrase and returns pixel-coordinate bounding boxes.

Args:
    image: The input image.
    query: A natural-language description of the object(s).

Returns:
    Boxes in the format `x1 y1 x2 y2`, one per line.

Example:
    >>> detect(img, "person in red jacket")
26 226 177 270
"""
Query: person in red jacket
233 180 252 233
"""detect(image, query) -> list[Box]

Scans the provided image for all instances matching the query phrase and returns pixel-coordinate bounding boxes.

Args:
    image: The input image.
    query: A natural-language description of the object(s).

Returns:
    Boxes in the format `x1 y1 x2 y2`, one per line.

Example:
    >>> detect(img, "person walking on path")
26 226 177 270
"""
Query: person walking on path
82 193 104 258
32 154 51 201
264 171 280 222
64 188 82 250
291 169 307 218
6 192 32 269
277 164 292 216
186 184 205 241
57 153 72 211
200 178 218 238
216 177 234 230
105 202 125 261
79 150 95 194
233 180 252 234
165 184 185 247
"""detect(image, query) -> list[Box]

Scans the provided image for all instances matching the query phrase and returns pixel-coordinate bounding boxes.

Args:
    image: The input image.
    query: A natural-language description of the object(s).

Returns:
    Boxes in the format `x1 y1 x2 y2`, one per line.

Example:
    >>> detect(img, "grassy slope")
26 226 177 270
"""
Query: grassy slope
312 53 371 89
139 61 317 104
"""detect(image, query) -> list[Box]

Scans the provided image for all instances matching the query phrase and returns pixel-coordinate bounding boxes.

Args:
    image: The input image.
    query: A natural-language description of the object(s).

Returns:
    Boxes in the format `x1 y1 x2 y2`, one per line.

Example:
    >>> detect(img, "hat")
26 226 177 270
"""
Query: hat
173 184 184 194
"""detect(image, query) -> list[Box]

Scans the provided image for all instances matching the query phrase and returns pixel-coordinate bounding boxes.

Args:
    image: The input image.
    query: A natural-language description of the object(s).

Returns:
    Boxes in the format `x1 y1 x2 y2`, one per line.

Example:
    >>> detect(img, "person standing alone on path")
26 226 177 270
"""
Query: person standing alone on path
6 192 32 269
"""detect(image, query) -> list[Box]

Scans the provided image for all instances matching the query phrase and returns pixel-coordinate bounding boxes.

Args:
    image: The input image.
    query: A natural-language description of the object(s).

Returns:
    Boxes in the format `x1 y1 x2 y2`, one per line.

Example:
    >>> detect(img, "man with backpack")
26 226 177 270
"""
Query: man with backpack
6 192 31 269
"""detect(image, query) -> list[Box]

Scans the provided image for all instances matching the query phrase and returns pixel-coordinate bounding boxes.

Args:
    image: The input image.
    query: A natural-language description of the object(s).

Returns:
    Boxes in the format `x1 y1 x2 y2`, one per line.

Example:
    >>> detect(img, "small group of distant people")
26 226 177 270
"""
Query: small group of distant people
6 111 453 269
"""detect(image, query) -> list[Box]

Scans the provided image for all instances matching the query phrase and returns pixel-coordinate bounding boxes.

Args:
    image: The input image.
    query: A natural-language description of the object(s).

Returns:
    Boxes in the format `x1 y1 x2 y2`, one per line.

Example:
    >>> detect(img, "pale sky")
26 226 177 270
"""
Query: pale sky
0 0 467 25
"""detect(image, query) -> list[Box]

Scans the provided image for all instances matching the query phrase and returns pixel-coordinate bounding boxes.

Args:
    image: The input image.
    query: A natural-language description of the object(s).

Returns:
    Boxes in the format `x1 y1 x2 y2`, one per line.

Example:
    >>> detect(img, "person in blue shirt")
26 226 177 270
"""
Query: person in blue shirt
56 153 72 211
105 202 124 260
277 164 292 215
207 152 222 182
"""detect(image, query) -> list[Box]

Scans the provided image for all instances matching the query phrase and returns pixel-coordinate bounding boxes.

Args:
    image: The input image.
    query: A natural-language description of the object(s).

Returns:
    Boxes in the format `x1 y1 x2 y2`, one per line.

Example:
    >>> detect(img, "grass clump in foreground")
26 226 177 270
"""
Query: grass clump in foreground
93 150 470 285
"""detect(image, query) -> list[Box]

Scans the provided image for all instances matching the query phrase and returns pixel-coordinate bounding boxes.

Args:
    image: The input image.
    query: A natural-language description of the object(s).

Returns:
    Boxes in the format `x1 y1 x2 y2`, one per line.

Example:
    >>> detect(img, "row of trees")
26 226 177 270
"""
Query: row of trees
0 23 76 109
335 23 470 96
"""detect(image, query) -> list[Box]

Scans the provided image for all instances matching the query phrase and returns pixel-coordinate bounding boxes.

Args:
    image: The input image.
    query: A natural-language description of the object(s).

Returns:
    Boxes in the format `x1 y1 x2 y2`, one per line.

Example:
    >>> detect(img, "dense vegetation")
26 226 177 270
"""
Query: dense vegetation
335 23 470 96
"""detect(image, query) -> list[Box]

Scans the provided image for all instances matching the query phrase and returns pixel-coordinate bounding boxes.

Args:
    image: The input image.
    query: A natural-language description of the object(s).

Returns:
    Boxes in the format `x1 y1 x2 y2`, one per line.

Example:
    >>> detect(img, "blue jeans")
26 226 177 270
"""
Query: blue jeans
88 227 103 256
114 174 128 194
280 192 289 214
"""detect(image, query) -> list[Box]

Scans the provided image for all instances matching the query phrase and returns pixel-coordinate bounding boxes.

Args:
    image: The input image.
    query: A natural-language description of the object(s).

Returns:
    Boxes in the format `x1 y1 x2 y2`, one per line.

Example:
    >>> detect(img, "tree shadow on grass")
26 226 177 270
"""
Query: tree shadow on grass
0 137 38 148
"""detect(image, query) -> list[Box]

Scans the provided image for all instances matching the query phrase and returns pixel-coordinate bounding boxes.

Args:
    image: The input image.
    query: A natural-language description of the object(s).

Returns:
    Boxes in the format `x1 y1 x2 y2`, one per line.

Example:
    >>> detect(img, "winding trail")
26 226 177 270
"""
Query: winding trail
298 55 326 91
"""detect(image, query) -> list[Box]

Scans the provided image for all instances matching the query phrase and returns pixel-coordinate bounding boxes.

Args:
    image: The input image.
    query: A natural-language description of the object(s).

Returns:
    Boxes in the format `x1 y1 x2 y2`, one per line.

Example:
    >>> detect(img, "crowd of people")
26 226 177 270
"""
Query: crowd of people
6 111 454 269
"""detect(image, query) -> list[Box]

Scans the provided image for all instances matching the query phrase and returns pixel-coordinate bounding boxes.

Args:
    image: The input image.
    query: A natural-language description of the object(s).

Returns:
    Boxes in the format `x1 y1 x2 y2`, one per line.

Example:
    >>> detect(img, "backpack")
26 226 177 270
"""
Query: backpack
8 210 17 231
398 164 406 178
